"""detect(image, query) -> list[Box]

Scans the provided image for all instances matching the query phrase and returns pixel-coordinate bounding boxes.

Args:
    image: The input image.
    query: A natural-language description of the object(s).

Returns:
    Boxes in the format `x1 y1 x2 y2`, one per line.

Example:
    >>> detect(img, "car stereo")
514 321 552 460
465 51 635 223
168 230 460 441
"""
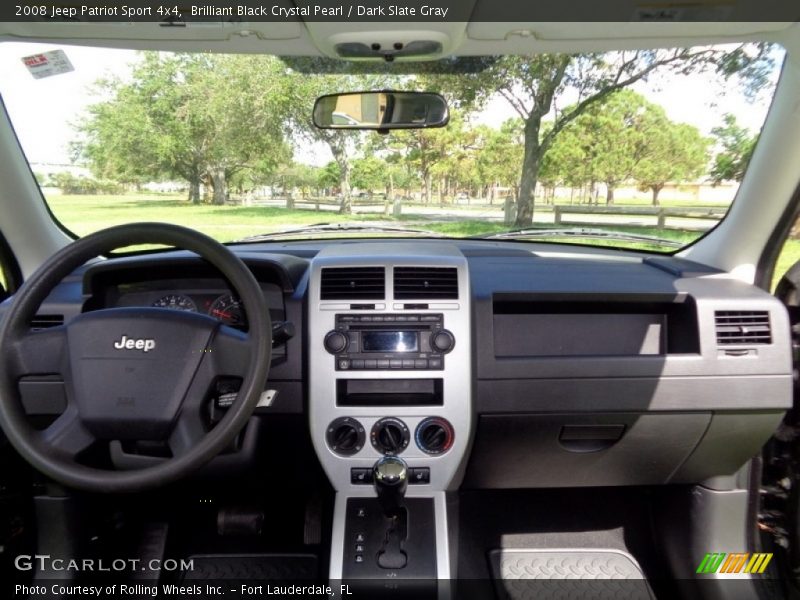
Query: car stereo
323 313 455 371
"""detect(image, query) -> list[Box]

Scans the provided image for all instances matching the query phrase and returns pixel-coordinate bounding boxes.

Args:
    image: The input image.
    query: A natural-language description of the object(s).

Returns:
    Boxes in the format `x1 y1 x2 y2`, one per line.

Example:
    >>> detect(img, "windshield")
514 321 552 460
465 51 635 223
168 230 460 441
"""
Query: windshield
0 42 784 252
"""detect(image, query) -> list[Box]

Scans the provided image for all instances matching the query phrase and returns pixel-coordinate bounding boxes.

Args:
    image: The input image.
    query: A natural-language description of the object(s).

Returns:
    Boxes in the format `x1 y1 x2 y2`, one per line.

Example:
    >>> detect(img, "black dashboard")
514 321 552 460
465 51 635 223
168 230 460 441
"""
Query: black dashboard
1 238 793 491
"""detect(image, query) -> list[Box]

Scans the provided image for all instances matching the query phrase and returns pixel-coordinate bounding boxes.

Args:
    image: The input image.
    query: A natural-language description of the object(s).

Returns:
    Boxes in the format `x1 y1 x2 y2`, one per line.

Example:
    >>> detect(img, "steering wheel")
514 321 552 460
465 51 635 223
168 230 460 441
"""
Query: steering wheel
0 223 271 493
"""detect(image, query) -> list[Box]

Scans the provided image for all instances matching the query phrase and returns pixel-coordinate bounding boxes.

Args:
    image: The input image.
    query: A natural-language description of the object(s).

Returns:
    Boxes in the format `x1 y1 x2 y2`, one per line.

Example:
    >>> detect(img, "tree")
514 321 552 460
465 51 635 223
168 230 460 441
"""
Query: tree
583 91 646 204
364 134 420 202
280 61 403 213
633 119 710 205
477 119 524 203
387 124 457 203
233 150 293 194
78 53 288 205
187 55 290 204
709 114 759 184
351 156 386 195
547 90 666 204
316 161 341 192
430 115 484 202
430 45 773 225
538 121 580 202
272 162 320 203
318 130 359 213
79 53 192 192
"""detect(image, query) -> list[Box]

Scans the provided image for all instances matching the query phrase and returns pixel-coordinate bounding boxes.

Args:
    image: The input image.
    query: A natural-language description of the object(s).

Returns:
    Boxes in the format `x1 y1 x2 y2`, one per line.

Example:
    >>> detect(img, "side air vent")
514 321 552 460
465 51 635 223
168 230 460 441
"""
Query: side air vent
715 310 771 345
394 267 458 300
30 314 64 331
320 267 385 300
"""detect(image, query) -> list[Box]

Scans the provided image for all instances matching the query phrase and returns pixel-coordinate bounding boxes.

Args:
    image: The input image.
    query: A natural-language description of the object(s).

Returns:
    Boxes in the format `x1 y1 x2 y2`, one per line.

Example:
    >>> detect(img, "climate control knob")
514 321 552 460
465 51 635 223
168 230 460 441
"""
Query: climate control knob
324 330 348 354
415 417 455 455
326 417 365 456
430 329 455 354
371 418 410 455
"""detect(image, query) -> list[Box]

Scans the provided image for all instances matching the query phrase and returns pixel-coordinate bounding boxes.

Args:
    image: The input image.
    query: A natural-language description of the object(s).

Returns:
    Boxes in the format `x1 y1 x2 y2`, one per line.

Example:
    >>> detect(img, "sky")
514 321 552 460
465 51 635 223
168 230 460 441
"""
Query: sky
0 41 784 168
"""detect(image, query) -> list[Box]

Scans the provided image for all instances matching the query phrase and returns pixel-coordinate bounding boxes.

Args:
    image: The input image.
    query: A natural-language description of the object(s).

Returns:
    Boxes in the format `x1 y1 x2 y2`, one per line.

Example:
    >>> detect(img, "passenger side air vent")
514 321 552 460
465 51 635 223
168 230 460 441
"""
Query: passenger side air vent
30 314 64 331
715 310 771 345
394 267 458 300
320 267 385 300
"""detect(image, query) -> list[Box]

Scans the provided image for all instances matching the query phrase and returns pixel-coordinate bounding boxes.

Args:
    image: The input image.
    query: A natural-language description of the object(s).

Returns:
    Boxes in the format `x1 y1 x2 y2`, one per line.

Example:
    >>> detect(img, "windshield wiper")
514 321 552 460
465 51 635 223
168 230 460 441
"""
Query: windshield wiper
234 222 447 242
471 227 682 249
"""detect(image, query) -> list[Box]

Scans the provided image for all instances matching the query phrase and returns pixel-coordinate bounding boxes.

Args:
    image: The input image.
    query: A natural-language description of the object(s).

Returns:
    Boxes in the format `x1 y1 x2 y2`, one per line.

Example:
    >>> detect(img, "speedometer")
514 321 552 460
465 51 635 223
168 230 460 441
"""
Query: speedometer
152 294 197 312
208 293 247 328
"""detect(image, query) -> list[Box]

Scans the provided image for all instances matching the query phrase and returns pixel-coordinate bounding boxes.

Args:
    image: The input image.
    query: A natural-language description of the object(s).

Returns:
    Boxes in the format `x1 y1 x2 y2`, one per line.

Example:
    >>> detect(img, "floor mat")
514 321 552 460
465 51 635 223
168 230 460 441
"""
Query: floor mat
181 554 318 581
489 549 654 600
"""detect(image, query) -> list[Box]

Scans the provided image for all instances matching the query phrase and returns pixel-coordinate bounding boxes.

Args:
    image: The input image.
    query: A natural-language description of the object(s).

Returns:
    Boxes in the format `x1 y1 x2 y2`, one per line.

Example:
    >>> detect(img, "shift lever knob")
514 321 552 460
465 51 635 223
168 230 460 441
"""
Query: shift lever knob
373 456 408 517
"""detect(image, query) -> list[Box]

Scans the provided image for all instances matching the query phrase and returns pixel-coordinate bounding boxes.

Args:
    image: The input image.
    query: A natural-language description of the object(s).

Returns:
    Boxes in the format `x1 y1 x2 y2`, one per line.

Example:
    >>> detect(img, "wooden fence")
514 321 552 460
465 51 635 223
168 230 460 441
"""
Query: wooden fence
553 205 727 229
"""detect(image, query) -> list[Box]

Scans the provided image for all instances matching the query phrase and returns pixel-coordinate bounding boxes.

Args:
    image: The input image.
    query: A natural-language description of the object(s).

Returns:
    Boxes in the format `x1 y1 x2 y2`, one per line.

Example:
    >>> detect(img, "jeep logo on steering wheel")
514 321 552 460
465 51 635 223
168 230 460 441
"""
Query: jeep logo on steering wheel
113 335 156 353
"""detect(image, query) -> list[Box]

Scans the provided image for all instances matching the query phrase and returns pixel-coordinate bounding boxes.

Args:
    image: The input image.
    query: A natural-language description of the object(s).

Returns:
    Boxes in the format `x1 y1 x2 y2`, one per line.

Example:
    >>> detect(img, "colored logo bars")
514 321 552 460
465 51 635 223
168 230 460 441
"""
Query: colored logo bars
696 553 773 574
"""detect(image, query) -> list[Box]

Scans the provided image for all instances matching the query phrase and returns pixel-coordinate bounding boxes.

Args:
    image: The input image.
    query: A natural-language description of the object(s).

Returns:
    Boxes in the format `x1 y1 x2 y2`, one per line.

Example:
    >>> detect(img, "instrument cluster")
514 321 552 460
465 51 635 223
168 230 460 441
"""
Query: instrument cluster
149 292 246 328
108 279 285 330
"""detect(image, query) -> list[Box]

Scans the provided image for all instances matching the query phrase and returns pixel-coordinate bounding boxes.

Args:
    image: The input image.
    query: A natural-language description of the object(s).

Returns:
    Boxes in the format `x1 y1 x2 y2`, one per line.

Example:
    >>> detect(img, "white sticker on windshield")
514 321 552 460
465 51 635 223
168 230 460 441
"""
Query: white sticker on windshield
21 50 74 80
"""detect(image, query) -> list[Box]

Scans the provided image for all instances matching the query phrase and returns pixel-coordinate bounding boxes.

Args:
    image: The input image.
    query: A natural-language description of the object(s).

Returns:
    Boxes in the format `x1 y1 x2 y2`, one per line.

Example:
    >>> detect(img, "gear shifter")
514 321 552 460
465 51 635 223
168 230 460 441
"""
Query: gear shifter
373 456 408 569
373 455 408 517
342 456 435 576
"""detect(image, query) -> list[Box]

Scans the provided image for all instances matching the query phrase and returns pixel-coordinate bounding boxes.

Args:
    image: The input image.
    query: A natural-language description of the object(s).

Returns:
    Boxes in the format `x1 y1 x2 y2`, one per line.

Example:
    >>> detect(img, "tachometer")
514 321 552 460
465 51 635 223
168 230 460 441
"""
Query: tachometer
152 294 197 312
208 293 247 328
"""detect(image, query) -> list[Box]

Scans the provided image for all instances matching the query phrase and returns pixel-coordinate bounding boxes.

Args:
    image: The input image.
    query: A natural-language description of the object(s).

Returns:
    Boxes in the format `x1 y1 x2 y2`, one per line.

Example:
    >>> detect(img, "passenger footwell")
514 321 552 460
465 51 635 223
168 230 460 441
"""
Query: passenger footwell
489 548 653 600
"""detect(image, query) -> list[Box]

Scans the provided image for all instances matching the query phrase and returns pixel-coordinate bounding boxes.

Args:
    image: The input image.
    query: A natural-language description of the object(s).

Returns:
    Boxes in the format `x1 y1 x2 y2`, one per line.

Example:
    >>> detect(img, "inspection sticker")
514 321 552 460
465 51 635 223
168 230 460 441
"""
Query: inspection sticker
21 49 74 79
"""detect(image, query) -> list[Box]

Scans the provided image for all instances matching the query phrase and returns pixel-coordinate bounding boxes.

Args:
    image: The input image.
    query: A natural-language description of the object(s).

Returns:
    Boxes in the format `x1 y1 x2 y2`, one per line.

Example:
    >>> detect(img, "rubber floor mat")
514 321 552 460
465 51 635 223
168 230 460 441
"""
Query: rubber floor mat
181 554 318 581
489 548 654 600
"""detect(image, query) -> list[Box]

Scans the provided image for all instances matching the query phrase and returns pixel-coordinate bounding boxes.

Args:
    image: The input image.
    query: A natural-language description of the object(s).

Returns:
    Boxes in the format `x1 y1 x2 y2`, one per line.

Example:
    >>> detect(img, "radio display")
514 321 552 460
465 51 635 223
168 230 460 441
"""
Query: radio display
362 331 418 353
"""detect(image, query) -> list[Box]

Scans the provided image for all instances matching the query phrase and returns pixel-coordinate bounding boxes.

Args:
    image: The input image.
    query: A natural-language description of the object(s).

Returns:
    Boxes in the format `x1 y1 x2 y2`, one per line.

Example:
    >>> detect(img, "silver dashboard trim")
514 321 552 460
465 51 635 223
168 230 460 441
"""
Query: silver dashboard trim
308 243 473 494
308 243 471 584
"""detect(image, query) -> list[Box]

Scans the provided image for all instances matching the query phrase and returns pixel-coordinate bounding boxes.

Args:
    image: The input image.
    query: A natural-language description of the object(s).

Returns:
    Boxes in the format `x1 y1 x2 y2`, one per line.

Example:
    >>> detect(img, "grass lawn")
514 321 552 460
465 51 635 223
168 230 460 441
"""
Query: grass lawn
45 193 389 241
38 192 800 290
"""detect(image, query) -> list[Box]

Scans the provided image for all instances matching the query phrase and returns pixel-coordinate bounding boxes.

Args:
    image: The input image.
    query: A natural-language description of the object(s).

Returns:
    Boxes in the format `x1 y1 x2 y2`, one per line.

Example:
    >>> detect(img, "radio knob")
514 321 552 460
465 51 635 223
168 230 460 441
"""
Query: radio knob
430 329 455 354
324 330 348 354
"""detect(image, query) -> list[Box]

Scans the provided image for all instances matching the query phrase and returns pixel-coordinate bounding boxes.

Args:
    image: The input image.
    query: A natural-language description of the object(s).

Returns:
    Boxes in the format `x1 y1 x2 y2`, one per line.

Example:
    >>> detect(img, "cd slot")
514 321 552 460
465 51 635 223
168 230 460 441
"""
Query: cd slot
337 379 444 407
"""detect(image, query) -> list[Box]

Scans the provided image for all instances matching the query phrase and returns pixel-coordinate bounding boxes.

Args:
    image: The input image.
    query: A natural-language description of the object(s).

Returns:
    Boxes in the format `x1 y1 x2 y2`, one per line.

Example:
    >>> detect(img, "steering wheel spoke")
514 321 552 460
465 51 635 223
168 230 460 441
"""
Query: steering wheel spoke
168 411 208 458
36 405 95 459
168 360 216 457
168 326 254 457
210 325 254 377
9 325 68 379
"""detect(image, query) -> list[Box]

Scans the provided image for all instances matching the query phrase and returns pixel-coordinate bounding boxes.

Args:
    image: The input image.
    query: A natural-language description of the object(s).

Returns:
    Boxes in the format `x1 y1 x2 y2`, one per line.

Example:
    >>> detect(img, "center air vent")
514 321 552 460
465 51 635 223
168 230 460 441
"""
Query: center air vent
394 267 458 300
715 310 771 345
320 267 385 300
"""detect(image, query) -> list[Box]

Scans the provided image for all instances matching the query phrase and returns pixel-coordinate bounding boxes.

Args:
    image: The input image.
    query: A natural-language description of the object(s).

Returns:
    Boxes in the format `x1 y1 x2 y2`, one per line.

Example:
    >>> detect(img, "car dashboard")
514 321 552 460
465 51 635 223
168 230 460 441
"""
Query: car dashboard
1 237 792 579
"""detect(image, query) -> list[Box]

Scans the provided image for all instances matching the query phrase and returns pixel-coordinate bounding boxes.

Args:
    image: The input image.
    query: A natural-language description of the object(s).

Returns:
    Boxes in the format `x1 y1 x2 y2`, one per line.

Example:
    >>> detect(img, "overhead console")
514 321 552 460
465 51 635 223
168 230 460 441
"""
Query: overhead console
307 242 472 579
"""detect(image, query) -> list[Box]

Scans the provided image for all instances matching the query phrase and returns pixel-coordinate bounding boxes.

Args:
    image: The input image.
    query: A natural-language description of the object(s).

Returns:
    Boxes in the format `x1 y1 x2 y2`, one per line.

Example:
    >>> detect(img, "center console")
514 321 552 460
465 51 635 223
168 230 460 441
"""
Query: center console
307 243 472 580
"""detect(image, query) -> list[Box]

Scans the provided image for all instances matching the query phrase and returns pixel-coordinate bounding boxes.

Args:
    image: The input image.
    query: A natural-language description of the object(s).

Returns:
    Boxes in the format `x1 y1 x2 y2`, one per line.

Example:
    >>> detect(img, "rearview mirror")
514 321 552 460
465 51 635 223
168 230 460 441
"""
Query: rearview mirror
312 91 449 130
